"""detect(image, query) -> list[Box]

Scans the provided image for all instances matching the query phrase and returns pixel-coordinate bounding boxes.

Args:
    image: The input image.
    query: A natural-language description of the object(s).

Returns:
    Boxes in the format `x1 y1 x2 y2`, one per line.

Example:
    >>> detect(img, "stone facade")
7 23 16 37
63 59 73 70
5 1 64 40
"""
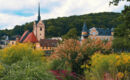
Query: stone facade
33 20 45 41
81 23 114 41
89 27 113 41
9 40 16 45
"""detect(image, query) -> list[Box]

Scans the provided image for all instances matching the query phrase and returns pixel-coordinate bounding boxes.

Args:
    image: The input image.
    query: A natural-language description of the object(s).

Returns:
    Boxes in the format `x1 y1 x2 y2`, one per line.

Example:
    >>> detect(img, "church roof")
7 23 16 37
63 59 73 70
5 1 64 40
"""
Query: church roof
23 32 38 43
35 2 41 25
96 28 112 36
19 31 30 43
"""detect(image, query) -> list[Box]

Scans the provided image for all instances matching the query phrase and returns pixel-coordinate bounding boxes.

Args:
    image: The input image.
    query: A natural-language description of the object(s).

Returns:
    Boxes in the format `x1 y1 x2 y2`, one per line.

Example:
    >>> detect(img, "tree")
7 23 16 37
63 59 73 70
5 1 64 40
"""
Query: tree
110 0 130 5
62 28 78 39
111 0 130 52
0 12 120 39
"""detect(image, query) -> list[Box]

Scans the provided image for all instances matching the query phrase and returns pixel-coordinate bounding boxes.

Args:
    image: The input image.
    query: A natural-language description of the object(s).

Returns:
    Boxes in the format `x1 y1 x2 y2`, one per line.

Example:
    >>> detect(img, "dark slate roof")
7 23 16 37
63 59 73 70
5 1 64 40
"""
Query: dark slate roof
35 20 40 25
111 28 114 32
96 28 112 36
35 2 41 25
0 41 5 45
82 23 88 32
40 39 59 47
9 35 17 40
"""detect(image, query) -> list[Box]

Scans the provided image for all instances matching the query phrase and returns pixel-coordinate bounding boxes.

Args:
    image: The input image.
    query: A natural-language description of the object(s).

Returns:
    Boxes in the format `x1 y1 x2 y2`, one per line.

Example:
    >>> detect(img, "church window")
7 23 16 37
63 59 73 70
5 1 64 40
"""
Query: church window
12 42 14 45
40 28 42 31
93 32 96 35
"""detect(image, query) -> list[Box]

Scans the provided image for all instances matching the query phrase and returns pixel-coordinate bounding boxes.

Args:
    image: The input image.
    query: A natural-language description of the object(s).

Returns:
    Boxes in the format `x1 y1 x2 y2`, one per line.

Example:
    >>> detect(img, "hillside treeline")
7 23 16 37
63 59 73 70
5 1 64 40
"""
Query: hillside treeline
0 12 121 39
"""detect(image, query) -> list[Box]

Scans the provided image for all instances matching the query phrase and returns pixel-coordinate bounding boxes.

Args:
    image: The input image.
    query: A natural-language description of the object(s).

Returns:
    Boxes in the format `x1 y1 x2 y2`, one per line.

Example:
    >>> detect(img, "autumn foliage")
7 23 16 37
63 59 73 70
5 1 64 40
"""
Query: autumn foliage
49 39 112 75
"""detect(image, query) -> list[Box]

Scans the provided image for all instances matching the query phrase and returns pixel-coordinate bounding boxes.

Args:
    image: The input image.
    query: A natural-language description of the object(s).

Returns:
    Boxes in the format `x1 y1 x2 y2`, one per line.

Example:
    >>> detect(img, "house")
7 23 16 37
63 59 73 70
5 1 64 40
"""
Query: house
81 23 114 41
0 36 9 48
36 39 59 55
0 40 6 49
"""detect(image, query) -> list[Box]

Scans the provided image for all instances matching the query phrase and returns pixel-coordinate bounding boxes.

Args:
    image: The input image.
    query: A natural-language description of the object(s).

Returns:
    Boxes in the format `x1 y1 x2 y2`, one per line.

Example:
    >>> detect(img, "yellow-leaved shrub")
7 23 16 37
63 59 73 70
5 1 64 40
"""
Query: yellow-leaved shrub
85 53 130 80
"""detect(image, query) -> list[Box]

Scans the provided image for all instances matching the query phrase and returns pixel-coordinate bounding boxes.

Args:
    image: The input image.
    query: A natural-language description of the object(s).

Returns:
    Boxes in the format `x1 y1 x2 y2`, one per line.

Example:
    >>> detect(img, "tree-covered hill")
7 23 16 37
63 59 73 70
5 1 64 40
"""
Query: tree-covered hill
0 12 121 39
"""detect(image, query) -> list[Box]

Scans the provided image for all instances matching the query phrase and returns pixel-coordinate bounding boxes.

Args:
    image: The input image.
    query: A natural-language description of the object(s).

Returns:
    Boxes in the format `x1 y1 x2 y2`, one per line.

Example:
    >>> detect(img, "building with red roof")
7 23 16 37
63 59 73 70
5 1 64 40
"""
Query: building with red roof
23 32 38 43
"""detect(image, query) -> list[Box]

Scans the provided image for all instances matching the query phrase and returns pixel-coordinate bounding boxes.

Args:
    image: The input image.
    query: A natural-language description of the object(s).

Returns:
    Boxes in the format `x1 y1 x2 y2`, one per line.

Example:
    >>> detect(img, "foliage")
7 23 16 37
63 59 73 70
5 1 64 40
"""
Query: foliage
85 53 130 80
49 39 112 75
112 6 130 52
112 37 130 52
0 12 120 39
0 43 43 65
51 70 77 80
110 0 130 5
62 28 78 39
49 58 71 71
0 60 56 80
0 43 56 80
110 0 130 52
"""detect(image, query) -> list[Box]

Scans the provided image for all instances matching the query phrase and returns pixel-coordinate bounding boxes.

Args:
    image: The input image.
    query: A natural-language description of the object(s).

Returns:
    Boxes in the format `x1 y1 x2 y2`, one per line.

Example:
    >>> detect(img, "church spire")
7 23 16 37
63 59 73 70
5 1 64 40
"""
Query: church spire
38 1 41 21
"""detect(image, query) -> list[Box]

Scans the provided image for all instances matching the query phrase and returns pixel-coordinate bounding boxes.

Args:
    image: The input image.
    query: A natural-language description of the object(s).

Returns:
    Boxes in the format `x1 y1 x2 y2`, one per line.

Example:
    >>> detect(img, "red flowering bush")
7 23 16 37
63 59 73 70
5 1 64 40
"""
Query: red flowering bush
49 39 112 78
50 70 77 80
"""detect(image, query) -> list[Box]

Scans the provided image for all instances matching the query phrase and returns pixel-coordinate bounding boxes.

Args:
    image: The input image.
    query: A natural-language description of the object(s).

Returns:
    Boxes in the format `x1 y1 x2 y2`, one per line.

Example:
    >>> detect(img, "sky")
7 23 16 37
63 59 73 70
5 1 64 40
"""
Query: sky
0 0 129 30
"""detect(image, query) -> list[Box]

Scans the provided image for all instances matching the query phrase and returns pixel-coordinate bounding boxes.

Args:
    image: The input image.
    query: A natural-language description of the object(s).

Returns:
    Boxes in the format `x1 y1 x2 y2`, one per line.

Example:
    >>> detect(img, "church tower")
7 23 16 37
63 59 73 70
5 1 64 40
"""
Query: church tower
81 22 89 41
33 2 45 41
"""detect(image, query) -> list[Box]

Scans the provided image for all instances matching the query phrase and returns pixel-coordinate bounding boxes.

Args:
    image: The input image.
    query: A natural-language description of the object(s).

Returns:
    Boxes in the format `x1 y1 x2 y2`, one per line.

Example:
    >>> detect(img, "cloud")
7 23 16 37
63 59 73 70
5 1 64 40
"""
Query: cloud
0 13 35 29
0 0 129 30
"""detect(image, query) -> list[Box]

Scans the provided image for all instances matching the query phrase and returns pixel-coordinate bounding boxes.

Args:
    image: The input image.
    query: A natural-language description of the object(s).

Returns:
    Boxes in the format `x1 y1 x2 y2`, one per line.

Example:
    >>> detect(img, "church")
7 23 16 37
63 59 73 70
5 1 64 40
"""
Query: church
19 2 59 53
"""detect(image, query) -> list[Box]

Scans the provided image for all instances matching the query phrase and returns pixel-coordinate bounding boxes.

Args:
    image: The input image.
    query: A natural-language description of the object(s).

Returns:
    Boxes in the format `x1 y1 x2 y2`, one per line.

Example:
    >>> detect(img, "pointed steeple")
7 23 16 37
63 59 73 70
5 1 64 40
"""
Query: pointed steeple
81 22 88 41
38 1 41 21
82 22 88 32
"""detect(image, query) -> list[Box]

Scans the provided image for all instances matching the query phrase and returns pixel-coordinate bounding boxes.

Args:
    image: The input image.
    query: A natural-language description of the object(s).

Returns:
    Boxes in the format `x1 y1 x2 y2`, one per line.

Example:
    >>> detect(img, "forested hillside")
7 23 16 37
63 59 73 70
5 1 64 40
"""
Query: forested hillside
0 12 121 39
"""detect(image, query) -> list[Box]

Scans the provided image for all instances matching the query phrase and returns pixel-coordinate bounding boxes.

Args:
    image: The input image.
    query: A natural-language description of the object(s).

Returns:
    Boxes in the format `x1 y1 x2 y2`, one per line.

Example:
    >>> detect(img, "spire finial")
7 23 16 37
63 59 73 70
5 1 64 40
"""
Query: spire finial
38 1 41 21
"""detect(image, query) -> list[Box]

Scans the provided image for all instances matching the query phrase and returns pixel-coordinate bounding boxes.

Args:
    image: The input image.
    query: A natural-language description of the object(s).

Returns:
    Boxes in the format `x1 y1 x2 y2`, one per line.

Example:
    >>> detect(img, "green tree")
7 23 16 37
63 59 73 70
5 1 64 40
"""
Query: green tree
111 0 130 52
0 12 120 39
62 28 78 39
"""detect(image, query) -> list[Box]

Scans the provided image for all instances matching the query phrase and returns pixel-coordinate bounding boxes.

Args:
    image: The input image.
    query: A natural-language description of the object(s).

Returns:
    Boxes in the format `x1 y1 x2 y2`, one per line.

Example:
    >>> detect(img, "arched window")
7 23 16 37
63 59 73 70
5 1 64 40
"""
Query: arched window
40 28 42 31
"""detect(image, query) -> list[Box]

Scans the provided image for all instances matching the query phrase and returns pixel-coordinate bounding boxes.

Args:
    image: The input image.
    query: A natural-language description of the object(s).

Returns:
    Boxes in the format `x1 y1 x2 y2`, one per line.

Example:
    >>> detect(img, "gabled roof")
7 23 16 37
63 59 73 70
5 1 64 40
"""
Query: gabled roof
23 32 38 43
19 31 30 43
96 28 111 36
40 39 59 47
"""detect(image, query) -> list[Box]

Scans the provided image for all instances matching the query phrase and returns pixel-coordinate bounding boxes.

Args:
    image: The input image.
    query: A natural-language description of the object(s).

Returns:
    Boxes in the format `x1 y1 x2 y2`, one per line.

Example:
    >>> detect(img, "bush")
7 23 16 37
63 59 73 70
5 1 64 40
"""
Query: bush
0 59 56 80
0 43 56 80
50 39 112 75
85 53 130 80
0 43 43 65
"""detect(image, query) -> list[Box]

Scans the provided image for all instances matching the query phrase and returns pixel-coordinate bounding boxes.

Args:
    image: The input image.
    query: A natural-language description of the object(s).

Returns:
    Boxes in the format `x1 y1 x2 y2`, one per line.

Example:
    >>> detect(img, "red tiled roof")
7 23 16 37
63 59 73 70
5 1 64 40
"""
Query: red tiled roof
23 32 38 43
19 30 30 43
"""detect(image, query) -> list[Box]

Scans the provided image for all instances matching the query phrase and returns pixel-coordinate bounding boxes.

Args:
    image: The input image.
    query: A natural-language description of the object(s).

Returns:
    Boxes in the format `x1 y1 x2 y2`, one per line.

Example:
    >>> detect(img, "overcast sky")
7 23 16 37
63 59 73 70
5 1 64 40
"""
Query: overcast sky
0 0 129 30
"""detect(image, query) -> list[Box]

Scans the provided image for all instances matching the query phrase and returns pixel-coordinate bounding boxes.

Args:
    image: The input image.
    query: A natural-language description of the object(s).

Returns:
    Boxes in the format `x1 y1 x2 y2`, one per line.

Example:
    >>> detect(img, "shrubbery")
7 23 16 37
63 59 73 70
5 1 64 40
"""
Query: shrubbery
49 39 112 77
0 43 56 80
85 53 130 80
0 40 129 80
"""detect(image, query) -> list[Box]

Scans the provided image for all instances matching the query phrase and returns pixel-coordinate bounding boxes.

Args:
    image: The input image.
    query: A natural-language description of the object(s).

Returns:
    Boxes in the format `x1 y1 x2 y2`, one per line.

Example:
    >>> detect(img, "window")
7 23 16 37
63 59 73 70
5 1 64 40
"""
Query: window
40 28 42 31
93 32 96 35
12 42 14 45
